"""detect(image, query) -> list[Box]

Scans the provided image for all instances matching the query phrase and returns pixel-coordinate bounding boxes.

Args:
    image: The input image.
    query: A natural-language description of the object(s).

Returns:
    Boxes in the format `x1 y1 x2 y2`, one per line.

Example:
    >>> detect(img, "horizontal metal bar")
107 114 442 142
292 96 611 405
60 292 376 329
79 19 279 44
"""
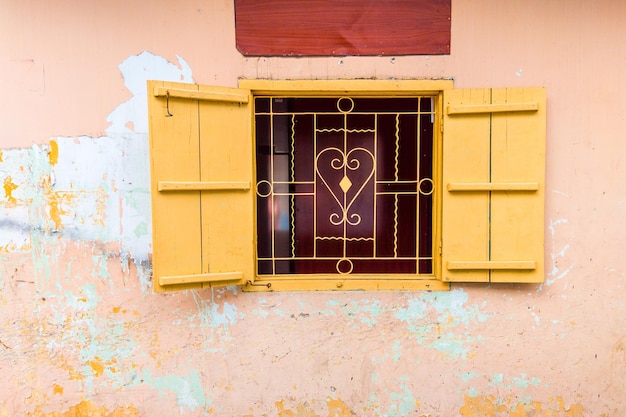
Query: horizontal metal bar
447 102 538 115
158 181 250 191
153 87 249 103
447 261 536 270
160 272 243 286
259 256 433 261
447 182 538 192
255 111 436 116
271 192 315 197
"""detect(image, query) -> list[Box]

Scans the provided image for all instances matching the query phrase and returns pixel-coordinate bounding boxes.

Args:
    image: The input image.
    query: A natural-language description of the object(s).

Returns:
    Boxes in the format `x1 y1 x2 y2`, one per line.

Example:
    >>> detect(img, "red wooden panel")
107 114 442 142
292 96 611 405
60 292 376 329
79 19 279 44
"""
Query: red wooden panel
235 0 451 56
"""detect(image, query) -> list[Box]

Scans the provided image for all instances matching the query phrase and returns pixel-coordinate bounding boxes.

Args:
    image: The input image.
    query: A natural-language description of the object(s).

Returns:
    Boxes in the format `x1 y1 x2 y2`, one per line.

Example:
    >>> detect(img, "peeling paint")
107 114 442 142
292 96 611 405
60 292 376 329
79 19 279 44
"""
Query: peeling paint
28 400 139 417
459 394 585 417
546 218 575 286
387 377 418 416
275 398 358 417
395 290 490 359
48 140 58 166
3 176 18 204
512 373 541 389
0 51 194 271
52 384 63 395
141 368 210 412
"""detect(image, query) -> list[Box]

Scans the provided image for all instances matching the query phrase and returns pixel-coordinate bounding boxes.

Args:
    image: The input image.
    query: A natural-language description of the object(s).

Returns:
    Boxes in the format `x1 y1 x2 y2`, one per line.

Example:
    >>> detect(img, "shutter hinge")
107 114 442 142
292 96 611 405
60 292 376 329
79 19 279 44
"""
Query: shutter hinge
438 240 442 256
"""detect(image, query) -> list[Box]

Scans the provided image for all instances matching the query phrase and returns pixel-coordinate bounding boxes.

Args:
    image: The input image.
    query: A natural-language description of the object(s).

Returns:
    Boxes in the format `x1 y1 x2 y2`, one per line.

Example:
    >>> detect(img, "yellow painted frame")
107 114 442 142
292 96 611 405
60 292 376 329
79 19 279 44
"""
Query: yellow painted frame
239 79 452 292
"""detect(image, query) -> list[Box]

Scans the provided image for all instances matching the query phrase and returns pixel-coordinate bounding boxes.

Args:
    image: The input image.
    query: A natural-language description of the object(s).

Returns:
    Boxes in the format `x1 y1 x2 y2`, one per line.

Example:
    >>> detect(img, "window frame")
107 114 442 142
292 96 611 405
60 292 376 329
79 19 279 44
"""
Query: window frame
147 79 545 292
240 80 451 292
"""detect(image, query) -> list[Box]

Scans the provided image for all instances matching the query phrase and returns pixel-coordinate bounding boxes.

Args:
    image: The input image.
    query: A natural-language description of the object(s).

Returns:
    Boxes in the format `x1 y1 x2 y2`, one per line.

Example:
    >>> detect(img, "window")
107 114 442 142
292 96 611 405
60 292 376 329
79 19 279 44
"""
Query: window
255 96 436 277
147 80 545 292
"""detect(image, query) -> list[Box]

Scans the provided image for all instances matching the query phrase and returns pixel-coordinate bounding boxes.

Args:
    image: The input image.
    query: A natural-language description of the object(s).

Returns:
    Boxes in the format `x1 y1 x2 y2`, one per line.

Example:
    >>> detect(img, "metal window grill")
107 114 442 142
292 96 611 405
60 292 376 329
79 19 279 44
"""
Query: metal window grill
255 96 435 276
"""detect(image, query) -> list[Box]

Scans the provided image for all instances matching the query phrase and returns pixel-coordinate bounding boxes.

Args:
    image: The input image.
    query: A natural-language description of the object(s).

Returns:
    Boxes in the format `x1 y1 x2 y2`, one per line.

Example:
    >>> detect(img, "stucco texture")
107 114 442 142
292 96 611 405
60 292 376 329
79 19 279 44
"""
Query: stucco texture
1 0 625 415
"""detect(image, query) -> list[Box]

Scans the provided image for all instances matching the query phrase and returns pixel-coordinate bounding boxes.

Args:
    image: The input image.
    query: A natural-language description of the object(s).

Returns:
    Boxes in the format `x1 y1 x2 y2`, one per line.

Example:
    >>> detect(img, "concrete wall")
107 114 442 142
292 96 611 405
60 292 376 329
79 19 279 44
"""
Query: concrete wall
1 1 624 415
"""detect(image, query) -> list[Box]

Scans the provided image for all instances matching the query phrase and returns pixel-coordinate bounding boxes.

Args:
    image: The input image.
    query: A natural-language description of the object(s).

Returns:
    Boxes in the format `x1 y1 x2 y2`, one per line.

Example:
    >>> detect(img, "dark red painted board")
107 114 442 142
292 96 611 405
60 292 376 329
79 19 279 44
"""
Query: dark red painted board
235 0 451 56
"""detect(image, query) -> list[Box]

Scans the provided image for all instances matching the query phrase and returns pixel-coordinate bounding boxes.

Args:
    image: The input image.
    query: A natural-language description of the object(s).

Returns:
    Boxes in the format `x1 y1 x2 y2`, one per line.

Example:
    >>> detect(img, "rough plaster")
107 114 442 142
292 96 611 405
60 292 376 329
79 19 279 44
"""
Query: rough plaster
1 0 625 416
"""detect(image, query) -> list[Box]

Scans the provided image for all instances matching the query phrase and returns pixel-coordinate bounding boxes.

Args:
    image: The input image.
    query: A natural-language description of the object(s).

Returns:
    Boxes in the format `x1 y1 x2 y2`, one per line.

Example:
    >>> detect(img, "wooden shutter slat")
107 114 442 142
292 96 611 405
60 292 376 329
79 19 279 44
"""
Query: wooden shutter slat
160 272 243 286
447 102 538 115
489 88 545 283
441 88 492 282
447 261 536 270
153 86 249 103
198 83 254 290
447 182 538 192
149 81 204 291
158 181 250 191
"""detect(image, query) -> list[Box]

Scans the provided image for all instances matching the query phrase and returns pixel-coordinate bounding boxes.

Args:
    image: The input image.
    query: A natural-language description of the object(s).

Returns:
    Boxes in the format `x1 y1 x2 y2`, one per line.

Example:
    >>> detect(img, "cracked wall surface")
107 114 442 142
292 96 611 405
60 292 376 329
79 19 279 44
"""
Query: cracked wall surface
1 0 625 416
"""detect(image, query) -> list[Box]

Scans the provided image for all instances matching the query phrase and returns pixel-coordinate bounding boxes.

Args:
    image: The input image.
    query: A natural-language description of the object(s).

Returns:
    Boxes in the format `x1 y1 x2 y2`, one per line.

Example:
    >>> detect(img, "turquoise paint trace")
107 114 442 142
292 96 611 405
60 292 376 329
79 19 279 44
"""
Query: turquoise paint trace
141 367 210 412
394 290 491 359
387 377 417 417
513 373 542 389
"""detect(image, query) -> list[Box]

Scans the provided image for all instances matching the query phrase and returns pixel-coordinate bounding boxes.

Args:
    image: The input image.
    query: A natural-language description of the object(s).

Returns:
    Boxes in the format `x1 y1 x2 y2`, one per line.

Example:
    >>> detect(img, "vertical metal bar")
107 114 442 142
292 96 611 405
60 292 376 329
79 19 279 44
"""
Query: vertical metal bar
290 114 296 259
313 113 318 259
488 89 493 281
393 113 400 258
373 114 378 258
343 106 348 260
269 99 275 274
416 97 422 273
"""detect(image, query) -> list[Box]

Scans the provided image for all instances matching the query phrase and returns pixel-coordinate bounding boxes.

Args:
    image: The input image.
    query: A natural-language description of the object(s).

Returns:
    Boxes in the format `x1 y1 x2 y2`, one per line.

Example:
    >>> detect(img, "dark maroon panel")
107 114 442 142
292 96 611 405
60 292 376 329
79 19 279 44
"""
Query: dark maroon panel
235 0 451 56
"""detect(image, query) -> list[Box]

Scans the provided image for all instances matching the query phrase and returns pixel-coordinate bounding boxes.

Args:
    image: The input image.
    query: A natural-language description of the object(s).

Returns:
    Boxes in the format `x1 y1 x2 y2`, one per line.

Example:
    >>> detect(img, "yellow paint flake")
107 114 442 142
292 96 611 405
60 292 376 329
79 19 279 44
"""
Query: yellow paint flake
460 394 508 416
49 139 59 165
47 191 64 231
49 188 107 230
0 150 3 162
326 398 356 417
275 398 357 417
87 357 119 377
112 306 121 313
87 357 105 377
461 394 585 417
3 176 18 204
28 400 139 417
275 400 319 417
564 403 584 417
52 384 64 395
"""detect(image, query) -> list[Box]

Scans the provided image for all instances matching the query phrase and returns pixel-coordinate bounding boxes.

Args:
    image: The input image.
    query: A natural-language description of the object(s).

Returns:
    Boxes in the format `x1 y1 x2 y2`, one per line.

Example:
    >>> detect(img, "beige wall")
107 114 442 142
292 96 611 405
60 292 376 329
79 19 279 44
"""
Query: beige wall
1 0 625 415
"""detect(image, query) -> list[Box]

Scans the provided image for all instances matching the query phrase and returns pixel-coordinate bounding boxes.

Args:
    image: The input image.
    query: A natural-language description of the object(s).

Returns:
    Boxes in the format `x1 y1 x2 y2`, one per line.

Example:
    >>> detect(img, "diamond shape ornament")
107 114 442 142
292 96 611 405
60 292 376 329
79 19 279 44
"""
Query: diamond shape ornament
339 175 352 193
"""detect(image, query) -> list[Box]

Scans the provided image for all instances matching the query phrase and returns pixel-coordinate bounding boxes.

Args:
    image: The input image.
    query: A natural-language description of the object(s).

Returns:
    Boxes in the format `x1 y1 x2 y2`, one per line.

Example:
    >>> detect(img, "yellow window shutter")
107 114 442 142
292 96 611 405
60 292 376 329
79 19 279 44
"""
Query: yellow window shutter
148 80 254 292
441 87 546 283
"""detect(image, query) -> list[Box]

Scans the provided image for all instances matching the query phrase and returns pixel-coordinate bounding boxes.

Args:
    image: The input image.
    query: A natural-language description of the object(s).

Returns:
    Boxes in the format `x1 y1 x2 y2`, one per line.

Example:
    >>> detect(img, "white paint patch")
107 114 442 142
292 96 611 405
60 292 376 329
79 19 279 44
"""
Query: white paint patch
0 145 51 251
48 52 194 261
546 218 575 286
106 52 194 136
551 189 569 197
